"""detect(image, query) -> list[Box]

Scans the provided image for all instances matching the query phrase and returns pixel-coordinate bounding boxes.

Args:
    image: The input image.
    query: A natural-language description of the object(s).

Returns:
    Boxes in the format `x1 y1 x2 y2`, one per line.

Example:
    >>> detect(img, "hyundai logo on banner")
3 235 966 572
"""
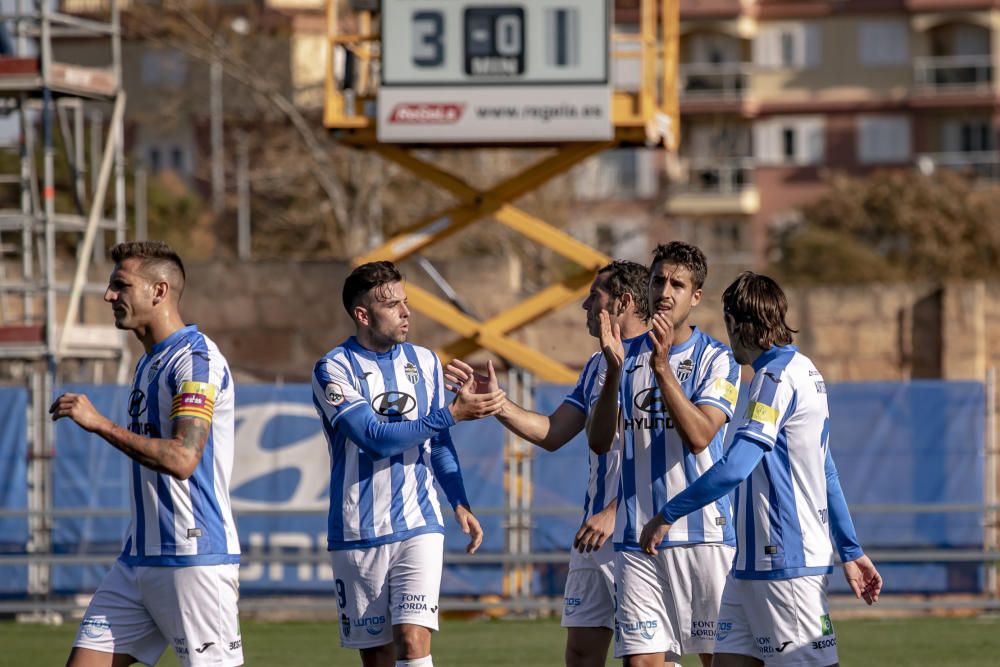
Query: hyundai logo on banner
230 399 329 511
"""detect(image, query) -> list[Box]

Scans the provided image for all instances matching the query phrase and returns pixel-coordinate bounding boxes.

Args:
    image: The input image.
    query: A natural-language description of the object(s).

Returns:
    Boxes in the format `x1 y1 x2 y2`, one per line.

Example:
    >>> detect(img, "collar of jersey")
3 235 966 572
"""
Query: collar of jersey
669 325 700 354
347 336 399 360
151 324 197 355
752 344 798 372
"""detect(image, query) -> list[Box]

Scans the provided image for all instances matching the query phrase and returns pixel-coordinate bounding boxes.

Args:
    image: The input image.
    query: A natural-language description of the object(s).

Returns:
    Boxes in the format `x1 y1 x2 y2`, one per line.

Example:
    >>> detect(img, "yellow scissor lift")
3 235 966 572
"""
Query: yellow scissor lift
325 0 679 610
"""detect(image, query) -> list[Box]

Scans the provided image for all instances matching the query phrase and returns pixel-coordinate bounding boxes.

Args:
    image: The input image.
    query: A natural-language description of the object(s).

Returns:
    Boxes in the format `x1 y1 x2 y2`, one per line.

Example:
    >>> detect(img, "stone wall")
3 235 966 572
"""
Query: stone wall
179 260 996 384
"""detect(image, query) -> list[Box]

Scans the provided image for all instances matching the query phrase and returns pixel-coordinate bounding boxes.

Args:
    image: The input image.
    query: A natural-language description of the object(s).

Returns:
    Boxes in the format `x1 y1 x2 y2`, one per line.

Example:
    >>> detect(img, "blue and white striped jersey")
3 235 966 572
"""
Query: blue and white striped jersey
563 351 621 528
730 345 836 579
615 327 740 551
120 325 240 567
313 337 462 550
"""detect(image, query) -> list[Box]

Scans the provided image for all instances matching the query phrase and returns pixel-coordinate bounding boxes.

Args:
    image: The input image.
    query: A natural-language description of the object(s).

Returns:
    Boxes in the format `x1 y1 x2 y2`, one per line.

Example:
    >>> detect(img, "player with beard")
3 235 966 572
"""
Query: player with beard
589 242 740 667
444 260 650 667
312 261 504 667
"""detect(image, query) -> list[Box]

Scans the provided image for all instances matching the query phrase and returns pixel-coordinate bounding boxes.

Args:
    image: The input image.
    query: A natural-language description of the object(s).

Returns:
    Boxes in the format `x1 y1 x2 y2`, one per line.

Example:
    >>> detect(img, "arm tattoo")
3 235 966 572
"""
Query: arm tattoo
175 417 210 458
99 417 210 479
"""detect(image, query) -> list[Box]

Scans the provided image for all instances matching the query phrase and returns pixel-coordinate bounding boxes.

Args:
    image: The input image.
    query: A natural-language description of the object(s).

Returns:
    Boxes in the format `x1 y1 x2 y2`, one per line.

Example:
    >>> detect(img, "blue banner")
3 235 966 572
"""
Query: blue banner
2 378 987 597
0 387 28 595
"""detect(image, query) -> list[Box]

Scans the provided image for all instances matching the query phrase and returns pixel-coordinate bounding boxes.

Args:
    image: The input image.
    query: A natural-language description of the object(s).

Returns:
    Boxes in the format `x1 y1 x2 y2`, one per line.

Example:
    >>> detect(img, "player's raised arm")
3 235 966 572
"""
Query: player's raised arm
445 358 586 452
648 312 736 455
587 310 622 454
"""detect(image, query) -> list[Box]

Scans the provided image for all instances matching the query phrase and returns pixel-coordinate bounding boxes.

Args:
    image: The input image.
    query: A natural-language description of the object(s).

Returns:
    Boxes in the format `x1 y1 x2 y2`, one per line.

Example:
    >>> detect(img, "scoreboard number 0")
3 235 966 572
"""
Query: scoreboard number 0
409 6 579 76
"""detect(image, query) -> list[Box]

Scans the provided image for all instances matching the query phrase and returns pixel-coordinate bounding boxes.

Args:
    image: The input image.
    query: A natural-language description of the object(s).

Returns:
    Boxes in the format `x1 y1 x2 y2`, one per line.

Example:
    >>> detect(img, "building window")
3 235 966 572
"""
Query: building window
148 147 161 172
754 23 820 69
141 49 187 87
754 117 825 165
782 128 796 161
857 115 911 163
943 120 994 153
171 147 185 171
859 20 909 66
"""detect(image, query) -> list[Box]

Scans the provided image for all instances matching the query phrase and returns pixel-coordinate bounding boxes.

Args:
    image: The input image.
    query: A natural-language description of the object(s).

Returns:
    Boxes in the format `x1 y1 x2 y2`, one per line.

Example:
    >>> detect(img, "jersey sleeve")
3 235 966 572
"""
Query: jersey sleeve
312 355 367 429
733 365 794 451
562 355 597 414
168 346 226 425
692 347 740 419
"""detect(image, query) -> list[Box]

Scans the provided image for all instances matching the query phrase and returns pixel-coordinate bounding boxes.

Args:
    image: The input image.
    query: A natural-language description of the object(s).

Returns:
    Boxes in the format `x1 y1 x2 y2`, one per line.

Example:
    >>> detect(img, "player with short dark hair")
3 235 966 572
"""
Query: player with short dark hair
55 240 243 667
445 259 650 667
641 271 882 667
590 241 740 667
314 260 504 667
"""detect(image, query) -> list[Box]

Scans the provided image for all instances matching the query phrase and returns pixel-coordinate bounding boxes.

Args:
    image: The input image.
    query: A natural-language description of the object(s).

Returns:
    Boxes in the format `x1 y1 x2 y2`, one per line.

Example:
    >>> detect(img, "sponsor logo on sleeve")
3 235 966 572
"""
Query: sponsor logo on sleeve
715 378 738 406
325 383 345 406
749 401 778 426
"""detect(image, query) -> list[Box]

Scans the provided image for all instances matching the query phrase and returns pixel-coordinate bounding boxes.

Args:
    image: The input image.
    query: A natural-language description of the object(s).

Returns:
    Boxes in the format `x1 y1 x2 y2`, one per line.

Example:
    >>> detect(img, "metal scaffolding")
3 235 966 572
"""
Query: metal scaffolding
0 0 126 614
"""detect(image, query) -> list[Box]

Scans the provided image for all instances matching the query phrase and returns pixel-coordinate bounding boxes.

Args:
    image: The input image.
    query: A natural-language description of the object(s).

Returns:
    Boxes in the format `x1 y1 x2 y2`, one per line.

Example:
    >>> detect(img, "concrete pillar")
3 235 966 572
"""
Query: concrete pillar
941 281 987 381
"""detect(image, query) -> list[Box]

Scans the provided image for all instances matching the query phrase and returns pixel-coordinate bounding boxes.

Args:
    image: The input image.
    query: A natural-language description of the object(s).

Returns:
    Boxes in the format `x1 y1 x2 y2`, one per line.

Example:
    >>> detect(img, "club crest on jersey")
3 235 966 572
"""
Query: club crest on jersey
675 358 694 382
325 383 345 406
149 358 162 375
404 362 419 384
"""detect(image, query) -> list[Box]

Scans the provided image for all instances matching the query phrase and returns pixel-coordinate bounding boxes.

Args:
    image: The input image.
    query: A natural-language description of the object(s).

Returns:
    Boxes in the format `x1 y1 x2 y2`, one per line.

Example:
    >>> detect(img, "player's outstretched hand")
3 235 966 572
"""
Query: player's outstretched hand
49 392 109 433
449 372 505 422
444 359 498 394
649 313 675 372
455 505 483 554
843 555 882 605
574 502 615 553
638 513 671 556
598 311 624 371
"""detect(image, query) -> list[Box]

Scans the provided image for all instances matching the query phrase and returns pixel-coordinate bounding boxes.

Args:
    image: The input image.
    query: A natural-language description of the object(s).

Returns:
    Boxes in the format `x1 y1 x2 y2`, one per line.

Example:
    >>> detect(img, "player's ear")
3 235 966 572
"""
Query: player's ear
151 280 169 306
691 287 703 307
353 304 369 326
618 291 634 315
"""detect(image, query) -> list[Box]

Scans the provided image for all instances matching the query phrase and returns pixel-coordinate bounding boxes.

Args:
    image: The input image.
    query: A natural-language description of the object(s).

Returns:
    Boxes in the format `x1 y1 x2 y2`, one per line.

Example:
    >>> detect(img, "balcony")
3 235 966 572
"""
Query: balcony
916 151 1000 182
680 62 751 100
914 55 993 92
666 158 759 215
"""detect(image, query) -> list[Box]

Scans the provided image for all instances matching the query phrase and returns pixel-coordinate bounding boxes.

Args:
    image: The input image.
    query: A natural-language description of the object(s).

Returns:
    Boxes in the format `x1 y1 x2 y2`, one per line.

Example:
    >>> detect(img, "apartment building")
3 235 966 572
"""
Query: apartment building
575 0 1000 277
663 0 1000 270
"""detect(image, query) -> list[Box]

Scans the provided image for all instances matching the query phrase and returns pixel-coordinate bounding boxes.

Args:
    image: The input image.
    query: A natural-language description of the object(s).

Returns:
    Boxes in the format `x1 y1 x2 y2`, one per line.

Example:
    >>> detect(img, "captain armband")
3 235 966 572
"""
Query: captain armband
170 381 218 422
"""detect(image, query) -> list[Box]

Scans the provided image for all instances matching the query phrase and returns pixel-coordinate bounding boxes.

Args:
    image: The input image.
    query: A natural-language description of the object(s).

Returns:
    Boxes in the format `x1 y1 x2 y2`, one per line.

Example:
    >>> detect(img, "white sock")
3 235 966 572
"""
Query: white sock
396 656 433 667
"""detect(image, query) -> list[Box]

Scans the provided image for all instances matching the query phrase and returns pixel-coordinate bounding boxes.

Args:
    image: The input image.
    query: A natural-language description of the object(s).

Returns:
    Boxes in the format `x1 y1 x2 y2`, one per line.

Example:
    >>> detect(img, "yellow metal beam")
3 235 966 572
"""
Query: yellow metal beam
494 205 611 269
356 143 610 266
440 268 597 362
662 0 681 151
404 283 578 383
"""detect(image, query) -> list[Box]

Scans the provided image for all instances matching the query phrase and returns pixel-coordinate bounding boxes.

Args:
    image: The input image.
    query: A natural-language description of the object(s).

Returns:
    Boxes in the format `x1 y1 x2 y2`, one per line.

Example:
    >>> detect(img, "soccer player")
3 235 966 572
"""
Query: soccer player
641 271 882 667
313 261 502 667
589 241 740 667
444 260 650 667
52 241 243 667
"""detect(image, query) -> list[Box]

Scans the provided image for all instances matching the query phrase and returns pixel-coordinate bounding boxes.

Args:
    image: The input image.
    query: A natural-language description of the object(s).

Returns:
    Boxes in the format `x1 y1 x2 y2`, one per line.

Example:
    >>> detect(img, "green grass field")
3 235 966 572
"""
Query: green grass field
2 615 999 666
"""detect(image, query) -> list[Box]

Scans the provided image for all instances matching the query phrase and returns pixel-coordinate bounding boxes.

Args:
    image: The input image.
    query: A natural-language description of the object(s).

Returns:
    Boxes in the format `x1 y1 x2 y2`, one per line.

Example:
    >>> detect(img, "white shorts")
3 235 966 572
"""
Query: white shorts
561 545 615 629
72 560 243 667
714 574 838 666
330 532 444 649
614 543 734 660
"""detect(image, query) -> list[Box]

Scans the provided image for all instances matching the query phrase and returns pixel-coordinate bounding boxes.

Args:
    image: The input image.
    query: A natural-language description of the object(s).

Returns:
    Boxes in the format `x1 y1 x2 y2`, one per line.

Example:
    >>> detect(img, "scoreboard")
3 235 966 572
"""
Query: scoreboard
378 0 612 143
